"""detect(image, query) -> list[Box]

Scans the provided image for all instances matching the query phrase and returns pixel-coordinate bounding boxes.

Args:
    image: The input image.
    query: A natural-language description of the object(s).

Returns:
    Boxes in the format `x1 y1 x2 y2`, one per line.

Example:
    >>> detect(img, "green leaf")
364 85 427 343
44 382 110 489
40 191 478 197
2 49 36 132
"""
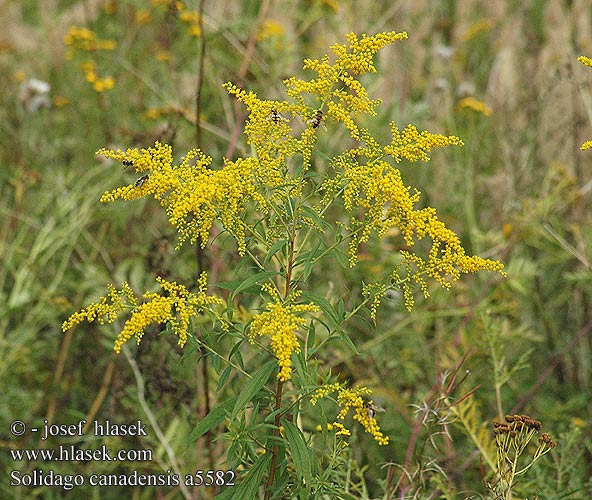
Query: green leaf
307 322 316 354
300 205 330 231
300 291 340 328
231 271 278 298
214 453 270 499
231 360 276 419
294 239 324 267
286 197 296 218
215 279 242 291
336 298 345 320
217 365 232 391
187 397 236 445
326 247 349 269
337 329 360 355
282 419 313 490
264 239 289 265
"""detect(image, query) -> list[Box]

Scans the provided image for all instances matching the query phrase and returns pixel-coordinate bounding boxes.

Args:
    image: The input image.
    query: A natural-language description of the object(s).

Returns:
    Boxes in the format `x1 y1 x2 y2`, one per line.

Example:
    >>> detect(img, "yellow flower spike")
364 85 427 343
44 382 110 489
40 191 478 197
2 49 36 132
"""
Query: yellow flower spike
333 422 351 438
335 386 389 445
310 382 341 406
333 31 408 75
63 275 221 353
248 299 319 381
457 96 492 116
257 20 285 41
114 294 173 353
64 26 116 53
353 405 389 445
341 127 504 301
62 283 132 332
384 122 464 163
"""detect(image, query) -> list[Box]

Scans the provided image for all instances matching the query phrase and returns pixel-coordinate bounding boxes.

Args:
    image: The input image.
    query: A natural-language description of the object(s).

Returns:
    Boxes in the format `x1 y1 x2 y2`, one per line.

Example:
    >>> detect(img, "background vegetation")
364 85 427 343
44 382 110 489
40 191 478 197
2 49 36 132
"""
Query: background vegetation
1 0 590 498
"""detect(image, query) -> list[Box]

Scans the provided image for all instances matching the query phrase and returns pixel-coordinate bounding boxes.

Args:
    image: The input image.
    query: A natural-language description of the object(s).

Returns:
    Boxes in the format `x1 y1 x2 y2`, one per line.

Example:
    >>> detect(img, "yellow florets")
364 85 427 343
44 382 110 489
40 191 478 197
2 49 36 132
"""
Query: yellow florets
310 383 341 405
384 122 464 163
578 56 592 148
114 293 172 353
64 26 116 59
362 282 387 320
61 283 135 331
332 31 408 75
335 386 389 445
62 274 221 353
283 32 407 141
248 295 318 381
333 422 351 438
98 142 278 255
338 126 503 307
457 97 493 116
353 403 389 446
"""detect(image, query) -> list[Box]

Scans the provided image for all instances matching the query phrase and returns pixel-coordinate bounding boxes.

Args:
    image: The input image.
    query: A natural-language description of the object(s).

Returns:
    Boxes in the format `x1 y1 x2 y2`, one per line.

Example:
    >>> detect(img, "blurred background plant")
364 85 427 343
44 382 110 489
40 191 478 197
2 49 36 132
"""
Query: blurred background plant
1 1 591 499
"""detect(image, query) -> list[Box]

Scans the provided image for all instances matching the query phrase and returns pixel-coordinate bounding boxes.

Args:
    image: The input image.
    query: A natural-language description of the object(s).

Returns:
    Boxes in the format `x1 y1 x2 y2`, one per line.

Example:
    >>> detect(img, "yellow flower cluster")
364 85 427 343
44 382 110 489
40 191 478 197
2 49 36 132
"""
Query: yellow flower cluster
335 386 372 419
64 27 116 93
283 31 407 140
339 123 503 307
309 383 389 444
456 96 493 116
336 387 389 445
332 32 408 74
248 292 318 381
579 56 592 149
98 142 278 254
224 83 309 170
114 293 173 353
384 122 464 163
257 20 285 41
62 274 221 353
333 422 351 438
310 382 342 406
62 283 136 331
81 61 115 93
352 402 389 446
179 10 201 36
362 282 387 320
64 27 116 59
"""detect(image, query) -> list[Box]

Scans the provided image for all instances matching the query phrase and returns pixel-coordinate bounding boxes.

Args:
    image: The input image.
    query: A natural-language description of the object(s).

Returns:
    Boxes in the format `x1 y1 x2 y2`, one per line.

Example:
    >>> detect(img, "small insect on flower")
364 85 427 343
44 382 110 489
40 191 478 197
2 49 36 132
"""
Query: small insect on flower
122 159 134 168
364 400 386 419
134 174 149 187
307 109 326 130
268 107 288 124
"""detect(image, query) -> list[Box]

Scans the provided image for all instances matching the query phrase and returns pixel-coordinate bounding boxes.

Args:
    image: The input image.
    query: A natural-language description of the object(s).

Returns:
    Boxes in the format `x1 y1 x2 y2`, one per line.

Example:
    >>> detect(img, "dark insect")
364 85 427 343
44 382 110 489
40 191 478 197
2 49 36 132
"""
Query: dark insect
268 108 287 124
134 174 149 188
363 400 385 419
307 109 324 129
122 159 134 167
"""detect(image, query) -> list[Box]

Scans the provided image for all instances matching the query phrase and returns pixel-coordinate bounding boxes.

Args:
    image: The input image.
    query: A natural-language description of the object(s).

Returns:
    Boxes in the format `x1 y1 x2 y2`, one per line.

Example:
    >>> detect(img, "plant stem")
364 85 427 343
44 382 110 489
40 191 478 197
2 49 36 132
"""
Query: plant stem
265 189 299 498
264 378 284 500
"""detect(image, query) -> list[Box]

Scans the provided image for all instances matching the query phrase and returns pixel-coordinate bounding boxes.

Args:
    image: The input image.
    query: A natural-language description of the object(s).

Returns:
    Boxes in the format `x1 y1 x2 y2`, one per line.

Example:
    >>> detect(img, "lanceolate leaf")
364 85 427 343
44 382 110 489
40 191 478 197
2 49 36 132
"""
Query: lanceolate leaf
231 360 276 419
187 397 236 445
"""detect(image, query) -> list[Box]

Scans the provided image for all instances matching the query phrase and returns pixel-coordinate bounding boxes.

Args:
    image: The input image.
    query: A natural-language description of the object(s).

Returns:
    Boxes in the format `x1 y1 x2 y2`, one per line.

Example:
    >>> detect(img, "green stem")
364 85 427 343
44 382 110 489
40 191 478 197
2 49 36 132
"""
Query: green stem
264 188 299 498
